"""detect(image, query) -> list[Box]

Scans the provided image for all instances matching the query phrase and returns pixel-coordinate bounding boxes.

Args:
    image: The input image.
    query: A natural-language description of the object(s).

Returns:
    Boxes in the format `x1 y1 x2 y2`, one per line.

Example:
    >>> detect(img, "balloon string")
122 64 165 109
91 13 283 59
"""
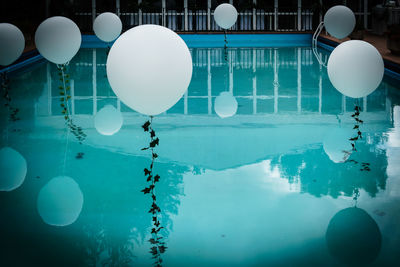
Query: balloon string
60 64 71 175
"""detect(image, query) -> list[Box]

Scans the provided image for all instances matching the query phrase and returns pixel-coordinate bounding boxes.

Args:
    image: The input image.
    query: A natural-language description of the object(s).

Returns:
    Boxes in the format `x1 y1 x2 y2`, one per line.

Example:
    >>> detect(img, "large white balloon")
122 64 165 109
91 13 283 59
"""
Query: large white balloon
94 105 123 136
0 147 27 191
107 24 192 116
323 127 353 163
35 16 81 65
214 3 238 29
0 23 25 66
328 40 384 98
214 92 238 118
324 5 356 39
93 12 122 42
37 176 84 227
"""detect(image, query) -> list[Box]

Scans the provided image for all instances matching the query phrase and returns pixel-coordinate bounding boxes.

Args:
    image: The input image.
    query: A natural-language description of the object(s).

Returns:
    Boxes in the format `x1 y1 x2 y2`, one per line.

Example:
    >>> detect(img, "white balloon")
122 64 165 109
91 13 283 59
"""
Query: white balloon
0 147 27 191
214 3 238 29
37 176 83 227
93 12 122 42
0 23 25 66
214 92 238 118
328 40 384 98
107 24 192 116
324 5 356 39
323 127 353 163
94 105 123 136
35 16 81 65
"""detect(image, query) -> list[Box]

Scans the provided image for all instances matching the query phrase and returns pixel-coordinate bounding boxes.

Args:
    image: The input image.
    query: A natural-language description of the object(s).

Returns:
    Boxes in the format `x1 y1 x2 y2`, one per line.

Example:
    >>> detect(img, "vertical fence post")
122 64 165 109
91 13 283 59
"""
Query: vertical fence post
92 0 96 22
116 0 120 16
184 0 188 31
297 0 302 31
138 0 142 25
364 0 368 29
45 0 50 17
162 0 166 27
319 0 323 24
253 0 257 31
207 0 211 31
274 0 278 31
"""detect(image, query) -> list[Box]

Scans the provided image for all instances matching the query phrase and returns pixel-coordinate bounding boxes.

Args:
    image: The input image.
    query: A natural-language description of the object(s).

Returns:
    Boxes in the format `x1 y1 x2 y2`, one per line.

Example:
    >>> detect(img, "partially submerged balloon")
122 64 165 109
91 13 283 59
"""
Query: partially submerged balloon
214 3 238 29
326 207 381 265
214 91 238 118
37 176 83 227
0 23 25 66
323 126 353 163
328 40 384 98
107 24 192 116
94 105 123 136
35 16 81 64
324 5 356 39
0 147 27 191
93 12 122 42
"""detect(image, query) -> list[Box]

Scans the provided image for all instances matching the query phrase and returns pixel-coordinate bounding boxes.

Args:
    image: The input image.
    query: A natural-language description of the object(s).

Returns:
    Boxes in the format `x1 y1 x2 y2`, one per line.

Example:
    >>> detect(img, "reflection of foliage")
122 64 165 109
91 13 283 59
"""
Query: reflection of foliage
141 118 167 266
345 104 371 171
81 223 135 267
271 140 387 198
73 140 188 266
57 64 87 144
1 72 20 122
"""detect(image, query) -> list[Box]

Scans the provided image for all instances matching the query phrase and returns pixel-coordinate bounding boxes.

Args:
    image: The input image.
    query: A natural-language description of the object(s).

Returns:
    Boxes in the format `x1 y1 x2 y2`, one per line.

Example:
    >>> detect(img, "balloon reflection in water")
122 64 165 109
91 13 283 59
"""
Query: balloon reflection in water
37 176 84 227
0 147 27 191
94 105 123 136
326 207 381 265
214 92 238 119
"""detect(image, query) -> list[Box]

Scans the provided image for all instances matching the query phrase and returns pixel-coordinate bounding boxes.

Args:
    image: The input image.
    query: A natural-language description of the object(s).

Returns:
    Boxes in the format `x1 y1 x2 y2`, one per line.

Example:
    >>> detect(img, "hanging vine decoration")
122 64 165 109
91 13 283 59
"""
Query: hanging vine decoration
57 64 87 145
344 103 371 171
1 72 20 122
140 117 167 266
223 30 228 62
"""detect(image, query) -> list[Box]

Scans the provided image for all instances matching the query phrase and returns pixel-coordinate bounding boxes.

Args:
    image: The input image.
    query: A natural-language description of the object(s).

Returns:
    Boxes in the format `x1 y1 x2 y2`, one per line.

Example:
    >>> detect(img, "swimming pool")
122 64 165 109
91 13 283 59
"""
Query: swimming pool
1 37 400 266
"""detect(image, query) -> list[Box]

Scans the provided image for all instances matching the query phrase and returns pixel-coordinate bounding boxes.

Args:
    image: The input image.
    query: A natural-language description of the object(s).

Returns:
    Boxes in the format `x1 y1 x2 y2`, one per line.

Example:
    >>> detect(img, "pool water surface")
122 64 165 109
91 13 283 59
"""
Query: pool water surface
1 46 400 266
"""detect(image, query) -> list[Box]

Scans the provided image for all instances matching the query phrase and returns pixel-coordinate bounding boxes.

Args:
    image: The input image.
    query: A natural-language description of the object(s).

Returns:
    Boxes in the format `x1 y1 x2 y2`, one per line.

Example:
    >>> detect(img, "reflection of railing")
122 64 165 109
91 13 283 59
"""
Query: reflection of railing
40 47 388 118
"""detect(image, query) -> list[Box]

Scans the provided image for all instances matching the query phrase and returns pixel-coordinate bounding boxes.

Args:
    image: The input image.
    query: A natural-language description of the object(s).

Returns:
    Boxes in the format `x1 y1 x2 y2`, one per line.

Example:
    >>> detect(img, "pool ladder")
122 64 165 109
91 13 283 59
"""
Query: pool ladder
312 21 328 67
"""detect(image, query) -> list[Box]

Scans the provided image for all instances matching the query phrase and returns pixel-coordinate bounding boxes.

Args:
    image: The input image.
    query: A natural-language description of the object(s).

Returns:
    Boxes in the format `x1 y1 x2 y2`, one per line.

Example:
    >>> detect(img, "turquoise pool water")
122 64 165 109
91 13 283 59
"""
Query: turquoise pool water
1 45 400 266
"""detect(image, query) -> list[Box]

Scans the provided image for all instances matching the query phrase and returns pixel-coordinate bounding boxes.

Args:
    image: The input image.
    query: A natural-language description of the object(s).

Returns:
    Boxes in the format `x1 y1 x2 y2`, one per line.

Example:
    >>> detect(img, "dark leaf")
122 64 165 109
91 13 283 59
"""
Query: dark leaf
154 175 160 182
144 168 151 176
141 187 151 194
142 121 151 131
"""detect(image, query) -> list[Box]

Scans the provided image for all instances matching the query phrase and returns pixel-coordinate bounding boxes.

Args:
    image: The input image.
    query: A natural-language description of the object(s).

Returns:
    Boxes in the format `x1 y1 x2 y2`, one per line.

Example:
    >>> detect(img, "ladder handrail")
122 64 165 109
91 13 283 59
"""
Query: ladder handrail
312 21 327 67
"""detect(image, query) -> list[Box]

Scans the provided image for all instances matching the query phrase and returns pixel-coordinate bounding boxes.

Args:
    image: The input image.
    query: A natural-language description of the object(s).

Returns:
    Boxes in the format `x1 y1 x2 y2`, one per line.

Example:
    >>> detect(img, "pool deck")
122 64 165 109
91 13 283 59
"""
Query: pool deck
319 32 400 65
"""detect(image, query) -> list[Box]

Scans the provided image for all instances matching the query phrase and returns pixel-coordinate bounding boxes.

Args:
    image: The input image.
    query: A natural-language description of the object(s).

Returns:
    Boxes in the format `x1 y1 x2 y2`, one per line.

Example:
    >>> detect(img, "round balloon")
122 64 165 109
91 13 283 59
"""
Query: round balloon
107 24 192 116
214 92 238 118
93 12 122 42
94 105 123 135
0 23 25 66
323 126 353 163
0 147 27 191
326 207 381 265
35 16 81 65
324 5 356 39
328 40 384 98
37 176 84 227
214 3 238 29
